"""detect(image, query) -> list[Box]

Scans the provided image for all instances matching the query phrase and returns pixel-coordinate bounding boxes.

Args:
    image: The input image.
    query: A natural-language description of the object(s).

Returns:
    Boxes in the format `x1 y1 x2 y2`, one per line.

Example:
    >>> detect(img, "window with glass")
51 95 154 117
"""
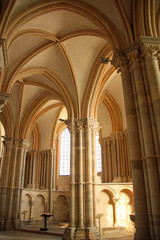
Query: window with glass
60 128 70 175
96 132 102 173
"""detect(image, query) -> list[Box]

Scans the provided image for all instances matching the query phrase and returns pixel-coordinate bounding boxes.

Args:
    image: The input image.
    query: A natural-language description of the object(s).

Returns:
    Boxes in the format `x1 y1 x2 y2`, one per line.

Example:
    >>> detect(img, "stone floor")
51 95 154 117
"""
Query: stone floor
0 223 135 240
0 231 62 240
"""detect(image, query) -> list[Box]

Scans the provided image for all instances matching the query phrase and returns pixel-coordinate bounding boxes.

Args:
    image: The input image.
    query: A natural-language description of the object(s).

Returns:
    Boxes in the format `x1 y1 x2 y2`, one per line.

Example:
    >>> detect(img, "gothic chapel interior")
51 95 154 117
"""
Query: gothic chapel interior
0 0 160 240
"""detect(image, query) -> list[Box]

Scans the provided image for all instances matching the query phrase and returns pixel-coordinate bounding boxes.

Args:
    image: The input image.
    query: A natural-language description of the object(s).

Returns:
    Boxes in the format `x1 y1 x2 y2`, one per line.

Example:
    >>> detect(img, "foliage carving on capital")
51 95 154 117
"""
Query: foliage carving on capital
84 121 93 130
76 121 84 131
141 44 160 60
3 138 30 149
66 119 76 133
84 119 99 131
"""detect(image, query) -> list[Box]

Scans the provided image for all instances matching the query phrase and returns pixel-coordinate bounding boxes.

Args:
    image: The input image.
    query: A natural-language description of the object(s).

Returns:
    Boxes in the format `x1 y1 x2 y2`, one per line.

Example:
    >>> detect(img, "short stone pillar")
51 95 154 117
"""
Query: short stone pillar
0 138 30 230
112 197 119 227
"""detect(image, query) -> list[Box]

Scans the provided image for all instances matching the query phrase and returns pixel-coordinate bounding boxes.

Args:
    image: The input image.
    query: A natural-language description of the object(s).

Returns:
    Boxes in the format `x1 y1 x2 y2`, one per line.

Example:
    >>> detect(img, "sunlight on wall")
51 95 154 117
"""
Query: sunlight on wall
106 204 113 226
117 191 134 230
97 191 113 228
97 189 134 230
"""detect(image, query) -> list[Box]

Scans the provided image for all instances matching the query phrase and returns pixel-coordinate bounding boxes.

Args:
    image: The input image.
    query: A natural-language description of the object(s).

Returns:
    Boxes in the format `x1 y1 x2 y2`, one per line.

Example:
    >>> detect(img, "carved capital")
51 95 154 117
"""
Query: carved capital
3 138 30 149
67 119 76 133
84 118 100 132
141 44 160 60
76 121 84 131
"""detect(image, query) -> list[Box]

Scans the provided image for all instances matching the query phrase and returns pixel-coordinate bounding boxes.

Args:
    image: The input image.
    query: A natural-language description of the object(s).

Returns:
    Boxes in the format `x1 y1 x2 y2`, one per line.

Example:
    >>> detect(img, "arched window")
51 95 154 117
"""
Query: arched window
96 132 102 173
60 128 70 175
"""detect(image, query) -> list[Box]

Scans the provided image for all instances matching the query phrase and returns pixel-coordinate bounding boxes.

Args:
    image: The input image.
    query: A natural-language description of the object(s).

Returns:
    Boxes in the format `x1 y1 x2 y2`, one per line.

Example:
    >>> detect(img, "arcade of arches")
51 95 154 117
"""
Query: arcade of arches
0 1 160 240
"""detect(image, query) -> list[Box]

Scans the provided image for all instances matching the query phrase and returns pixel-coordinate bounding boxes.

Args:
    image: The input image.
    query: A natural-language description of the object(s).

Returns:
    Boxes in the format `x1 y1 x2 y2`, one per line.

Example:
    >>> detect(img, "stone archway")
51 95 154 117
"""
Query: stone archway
117 189 134 230
33 195 45 221
54 195 69 223
96 190 114 228
21 194 32 221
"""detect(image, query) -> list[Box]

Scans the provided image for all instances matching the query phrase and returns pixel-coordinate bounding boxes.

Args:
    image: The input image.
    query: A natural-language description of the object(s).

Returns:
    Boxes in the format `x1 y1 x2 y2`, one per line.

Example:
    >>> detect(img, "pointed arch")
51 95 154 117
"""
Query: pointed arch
0 103 14 138
4 1 124 50
98 91 123 132
19 91 59 140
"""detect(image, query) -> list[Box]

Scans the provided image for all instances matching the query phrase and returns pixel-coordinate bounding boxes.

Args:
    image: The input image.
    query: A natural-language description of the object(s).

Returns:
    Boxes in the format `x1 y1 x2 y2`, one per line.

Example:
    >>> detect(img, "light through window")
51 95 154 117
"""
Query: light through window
96 132 102 173
60 128 70 175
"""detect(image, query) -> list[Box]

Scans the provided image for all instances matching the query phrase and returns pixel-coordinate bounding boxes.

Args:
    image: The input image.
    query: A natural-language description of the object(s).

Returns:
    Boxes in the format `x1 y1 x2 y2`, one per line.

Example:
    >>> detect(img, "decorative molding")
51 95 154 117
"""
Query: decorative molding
0 39 8 70
0 92 10 112
141 44 160 60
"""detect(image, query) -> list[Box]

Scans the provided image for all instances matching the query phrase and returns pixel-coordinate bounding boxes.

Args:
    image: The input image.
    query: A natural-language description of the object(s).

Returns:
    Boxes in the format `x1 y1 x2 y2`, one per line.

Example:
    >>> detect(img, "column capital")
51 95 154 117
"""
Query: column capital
84 118 100 131
76 121 84 131
141 43 160 60
3 138 30 149
67 118 100 132
30 200 35 206
66 119 76 133
112 197 120 204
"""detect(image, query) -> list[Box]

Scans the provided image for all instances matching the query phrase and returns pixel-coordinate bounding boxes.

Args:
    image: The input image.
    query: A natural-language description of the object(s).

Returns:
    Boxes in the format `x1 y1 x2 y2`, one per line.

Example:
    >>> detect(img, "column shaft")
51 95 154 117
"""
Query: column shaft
78 123 83 227
85 122 93 227
112 53 150 239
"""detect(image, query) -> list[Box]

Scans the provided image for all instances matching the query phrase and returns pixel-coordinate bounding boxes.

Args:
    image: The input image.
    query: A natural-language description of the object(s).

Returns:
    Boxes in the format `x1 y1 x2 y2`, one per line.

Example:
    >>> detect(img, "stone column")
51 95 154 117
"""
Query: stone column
0 139 12 224
111 136 117 181
49 149 54 214
112 197 119 227
120 132 126 181
85 119 94 228
92 123 100 227
63 118 99 240
115 133 121 182
63 120 76 240
0 138 29 230
141 37 160 143
29 201 35 221
128 47 160 239
112 52 150 239
77 121 84 228
101 139 107 183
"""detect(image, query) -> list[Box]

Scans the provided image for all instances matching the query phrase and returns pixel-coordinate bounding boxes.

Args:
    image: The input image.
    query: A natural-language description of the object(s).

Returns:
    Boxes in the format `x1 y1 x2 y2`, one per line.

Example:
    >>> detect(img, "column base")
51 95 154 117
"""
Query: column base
0 219 21 231
86 226 99 240
112 176 122 183
63 226 76 240
75 227 86 239
63 226 99 240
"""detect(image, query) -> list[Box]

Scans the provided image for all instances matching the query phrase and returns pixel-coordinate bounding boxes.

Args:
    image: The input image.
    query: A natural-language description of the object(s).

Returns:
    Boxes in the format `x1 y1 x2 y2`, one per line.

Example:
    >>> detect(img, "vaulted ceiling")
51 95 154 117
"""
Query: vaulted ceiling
0 0 159 150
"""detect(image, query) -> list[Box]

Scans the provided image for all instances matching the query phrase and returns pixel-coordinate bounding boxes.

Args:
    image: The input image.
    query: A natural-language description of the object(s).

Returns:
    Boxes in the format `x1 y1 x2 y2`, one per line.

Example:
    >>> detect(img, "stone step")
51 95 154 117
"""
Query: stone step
103 227 126 232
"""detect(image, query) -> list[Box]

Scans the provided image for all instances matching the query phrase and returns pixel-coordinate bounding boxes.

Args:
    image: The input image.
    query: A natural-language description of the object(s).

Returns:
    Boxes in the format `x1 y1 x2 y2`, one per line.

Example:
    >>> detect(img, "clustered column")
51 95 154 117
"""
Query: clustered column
0 138 29 230
101 131 131 183
63 118 99 240
24 149 54 214
112 36 160 240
